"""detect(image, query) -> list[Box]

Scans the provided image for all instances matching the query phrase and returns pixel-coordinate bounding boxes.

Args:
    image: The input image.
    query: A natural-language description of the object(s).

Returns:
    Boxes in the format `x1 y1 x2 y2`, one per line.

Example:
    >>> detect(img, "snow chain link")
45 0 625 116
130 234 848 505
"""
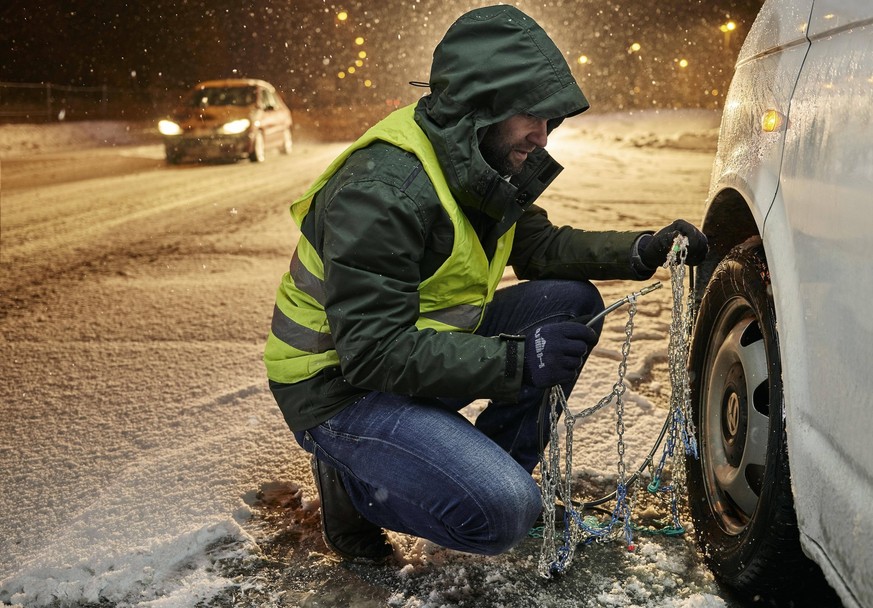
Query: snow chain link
537 235 698 578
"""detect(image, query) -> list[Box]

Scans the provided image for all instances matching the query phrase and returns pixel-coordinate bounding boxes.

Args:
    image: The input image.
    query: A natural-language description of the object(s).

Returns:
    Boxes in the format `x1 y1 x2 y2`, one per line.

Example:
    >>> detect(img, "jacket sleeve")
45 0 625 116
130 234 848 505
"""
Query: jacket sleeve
509 204 656 281
318 178 524 401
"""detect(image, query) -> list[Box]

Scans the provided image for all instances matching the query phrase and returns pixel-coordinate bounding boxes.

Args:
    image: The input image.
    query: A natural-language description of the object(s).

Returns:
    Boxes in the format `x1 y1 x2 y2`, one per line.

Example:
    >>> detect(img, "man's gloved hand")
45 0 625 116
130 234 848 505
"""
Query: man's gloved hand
640 219 708 268
522 321 599 388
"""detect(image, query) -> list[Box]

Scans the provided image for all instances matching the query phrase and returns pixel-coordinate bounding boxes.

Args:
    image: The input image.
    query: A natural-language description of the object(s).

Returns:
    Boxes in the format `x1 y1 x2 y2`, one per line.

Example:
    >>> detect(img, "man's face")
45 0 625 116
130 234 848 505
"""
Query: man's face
479 114 549 176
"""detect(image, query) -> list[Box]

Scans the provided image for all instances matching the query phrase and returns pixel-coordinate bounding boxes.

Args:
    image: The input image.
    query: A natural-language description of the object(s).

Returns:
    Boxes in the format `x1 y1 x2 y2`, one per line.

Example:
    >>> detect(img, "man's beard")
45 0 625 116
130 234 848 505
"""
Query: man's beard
480 125 526 177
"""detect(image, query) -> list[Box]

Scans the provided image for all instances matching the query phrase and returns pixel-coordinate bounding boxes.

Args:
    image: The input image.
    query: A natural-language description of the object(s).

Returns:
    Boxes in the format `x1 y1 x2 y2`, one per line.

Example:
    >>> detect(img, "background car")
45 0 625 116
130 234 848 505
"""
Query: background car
686 1 872 606
158 78 292 164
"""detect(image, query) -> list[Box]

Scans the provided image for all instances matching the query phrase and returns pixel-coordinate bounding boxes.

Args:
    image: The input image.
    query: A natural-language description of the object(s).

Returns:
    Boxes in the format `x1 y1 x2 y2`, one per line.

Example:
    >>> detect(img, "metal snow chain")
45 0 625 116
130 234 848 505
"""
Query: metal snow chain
537 235 696 578
537 284 652 577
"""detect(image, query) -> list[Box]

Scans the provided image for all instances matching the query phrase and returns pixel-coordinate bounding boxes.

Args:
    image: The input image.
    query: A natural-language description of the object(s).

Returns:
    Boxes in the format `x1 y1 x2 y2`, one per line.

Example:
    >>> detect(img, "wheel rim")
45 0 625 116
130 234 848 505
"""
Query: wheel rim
702 297 771 536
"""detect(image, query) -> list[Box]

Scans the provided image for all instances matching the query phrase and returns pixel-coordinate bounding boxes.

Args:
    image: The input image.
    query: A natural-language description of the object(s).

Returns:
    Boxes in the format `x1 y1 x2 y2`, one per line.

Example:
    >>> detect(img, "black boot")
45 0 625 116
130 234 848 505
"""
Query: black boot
311 456 393 563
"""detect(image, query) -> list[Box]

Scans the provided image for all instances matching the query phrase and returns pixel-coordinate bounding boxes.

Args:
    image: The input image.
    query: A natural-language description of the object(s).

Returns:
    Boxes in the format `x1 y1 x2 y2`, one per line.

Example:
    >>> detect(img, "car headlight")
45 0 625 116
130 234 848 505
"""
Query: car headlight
158 120 182 136
221 118 251 135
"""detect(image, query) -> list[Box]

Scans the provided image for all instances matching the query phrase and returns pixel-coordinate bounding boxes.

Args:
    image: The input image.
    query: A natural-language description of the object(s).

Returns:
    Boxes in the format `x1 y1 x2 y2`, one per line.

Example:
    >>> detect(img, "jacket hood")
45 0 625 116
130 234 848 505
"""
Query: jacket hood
414 4 589 226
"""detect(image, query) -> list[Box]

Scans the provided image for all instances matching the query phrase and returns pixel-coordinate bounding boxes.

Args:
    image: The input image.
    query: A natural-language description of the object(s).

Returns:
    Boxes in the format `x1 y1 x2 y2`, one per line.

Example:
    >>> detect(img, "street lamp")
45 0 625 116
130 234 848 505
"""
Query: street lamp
720 21 737 49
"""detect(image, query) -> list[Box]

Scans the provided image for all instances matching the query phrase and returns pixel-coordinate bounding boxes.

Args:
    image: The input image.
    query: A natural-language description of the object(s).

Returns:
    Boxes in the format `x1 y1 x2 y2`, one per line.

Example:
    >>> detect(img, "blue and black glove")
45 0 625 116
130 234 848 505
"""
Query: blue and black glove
522 321 599 388
640 219 708 268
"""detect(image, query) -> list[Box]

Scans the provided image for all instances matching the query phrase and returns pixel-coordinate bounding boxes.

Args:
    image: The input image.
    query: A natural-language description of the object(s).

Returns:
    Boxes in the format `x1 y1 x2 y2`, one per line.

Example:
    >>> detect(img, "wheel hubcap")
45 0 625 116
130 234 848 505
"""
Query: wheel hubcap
702 303 771 536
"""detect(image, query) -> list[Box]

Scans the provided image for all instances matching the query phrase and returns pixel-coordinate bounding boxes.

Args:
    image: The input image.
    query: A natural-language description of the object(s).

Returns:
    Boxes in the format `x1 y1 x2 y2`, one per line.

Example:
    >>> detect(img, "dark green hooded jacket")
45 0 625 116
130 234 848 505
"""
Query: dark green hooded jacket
269 5 654 431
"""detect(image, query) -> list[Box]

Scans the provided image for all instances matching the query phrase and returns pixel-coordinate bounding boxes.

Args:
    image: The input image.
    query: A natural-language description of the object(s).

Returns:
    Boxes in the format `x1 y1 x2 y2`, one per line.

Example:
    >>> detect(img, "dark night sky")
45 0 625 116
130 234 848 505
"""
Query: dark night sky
1 1 764 112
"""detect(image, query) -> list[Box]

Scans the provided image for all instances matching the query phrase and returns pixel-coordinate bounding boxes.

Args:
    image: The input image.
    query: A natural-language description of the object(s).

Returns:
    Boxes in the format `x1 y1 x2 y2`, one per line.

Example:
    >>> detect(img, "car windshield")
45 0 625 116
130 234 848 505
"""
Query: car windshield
185 86 256 108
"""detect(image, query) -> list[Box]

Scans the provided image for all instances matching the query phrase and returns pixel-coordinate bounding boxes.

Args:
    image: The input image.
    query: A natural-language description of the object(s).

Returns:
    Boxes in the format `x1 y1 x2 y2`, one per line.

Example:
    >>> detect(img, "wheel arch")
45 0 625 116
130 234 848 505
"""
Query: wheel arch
695 189 763 304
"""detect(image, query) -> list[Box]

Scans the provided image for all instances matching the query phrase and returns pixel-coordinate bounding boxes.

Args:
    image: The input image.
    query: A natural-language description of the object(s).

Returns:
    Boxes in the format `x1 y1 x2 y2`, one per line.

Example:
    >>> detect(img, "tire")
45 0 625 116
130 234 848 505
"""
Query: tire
686 239 822 602
281 128 292 154
165 148 182 165
249 130 266 163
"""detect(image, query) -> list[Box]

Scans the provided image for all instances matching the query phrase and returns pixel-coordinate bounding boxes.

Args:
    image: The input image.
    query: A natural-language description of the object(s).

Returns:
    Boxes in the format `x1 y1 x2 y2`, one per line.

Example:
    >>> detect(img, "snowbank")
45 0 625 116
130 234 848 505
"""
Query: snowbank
561 109 721 152
2 522 252 607
0 121 160 157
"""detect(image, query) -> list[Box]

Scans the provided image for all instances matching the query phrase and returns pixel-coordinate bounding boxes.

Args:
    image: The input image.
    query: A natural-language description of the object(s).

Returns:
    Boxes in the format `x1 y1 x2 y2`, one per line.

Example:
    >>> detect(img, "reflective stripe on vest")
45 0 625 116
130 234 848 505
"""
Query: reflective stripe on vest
289 248 325 306
286 246 484 331
264 104 515 383
270 303 333 354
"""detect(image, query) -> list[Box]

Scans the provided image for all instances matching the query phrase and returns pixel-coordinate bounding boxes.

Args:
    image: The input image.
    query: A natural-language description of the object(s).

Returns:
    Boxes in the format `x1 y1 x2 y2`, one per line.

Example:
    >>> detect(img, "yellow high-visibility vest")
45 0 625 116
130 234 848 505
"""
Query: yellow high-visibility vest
264 104 515 383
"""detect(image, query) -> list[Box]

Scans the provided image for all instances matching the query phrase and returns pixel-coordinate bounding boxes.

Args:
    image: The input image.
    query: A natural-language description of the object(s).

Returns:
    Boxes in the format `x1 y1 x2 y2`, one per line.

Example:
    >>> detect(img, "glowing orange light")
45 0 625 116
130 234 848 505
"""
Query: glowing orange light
761 109 783 132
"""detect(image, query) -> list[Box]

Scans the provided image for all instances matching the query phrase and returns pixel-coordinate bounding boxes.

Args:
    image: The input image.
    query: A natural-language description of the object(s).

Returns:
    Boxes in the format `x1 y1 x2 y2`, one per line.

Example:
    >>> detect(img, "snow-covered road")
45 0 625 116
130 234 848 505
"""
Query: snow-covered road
1 112 755 607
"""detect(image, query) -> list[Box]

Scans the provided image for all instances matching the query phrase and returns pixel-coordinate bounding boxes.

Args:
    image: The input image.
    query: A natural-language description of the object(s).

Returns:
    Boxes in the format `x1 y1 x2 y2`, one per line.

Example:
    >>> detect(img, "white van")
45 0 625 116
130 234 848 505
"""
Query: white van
687 1 872 606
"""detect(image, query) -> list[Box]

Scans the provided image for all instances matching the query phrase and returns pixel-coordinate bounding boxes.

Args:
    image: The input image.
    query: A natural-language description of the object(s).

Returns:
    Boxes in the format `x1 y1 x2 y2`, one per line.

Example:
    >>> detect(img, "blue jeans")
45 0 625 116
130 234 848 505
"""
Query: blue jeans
295 279 604 555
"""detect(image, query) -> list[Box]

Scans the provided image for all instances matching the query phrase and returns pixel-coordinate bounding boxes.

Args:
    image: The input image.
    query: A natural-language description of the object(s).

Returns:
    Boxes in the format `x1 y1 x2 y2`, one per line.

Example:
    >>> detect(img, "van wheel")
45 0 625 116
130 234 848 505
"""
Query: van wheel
686 238 827 602
165 148 182 165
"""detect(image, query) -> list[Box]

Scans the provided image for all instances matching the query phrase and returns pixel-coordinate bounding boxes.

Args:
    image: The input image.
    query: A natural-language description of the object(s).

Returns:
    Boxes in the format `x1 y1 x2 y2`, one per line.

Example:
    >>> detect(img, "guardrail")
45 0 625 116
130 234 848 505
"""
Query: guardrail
0 82 186 123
